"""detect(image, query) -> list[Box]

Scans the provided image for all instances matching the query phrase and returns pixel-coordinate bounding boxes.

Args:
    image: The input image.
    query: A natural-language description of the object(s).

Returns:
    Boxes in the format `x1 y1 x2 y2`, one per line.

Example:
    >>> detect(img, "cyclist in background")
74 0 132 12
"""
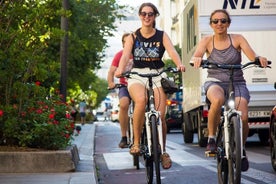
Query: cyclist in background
191 9 268 172
107 33 133 148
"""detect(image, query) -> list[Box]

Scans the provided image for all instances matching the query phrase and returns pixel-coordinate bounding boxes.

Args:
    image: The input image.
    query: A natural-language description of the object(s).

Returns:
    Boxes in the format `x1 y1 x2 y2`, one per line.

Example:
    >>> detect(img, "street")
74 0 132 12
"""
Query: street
94 121 276 184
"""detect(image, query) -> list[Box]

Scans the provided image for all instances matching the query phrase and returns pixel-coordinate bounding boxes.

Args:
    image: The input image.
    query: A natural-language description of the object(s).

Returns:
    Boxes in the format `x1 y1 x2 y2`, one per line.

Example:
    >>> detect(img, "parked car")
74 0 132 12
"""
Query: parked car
111 108 119 122
165 90 183 133
95 111 106 121
269 82 276 171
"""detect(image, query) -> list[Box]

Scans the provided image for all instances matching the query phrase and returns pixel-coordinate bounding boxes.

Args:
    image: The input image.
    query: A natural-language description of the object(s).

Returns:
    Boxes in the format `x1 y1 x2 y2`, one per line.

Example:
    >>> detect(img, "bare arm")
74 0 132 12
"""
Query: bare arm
191 36 211 68
163 32 185 72
115 34 134 77
107 65 117 88
237 34 268 67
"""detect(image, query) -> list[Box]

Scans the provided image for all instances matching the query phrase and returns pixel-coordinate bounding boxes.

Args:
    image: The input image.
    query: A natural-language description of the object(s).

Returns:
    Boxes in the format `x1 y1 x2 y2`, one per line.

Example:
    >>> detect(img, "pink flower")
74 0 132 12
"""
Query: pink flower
36 109 43 114
53 120 59 125
35 81 41 86
0 110 3 117
49 113 55 119
21 111 26 117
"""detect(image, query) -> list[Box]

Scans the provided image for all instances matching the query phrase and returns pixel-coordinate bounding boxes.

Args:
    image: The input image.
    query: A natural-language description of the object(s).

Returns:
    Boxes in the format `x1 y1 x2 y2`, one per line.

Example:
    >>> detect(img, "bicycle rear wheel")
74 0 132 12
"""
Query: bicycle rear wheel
217 122 228 184
142 126 153 184
150 115 161 184
133 155 140 170
128 117 140 170
228 116 242 184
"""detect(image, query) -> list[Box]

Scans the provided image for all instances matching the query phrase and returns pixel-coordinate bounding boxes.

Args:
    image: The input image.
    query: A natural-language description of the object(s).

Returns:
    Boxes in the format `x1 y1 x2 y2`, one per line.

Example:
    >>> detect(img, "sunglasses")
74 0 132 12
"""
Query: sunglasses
211 18 228 24
139 12 155 17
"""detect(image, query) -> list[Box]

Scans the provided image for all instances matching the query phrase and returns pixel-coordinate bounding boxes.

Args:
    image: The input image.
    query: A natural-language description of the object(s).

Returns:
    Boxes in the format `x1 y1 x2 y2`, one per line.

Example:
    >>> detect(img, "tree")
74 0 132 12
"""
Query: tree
0 0 126 147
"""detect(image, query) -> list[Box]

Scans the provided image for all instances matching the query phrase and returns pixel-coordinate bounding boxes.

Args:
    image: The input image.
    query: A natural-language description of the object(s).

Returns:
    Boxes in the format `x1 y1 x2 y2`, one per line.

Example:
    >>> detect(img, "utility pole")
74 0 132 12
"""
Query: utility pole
60 0 69 102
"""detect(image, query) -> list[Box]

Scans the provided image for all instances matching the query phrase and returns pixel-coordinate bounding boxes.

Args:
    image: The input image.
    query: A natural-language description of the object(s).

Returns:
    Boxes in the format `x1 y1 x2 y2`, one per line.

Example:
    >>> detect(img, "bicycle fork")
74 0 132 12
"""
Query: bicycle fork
145 111 164 156
223 110 243 159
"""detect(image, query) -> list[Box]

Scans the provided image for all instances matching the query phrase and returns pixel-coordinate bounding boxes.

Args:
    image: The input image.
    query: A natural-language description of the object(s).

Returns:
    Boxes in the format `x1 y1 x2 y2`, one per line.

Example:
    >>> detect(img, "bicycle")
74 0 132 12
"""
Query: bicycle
108 84 139 170
195 58 271 184
122 67 179 184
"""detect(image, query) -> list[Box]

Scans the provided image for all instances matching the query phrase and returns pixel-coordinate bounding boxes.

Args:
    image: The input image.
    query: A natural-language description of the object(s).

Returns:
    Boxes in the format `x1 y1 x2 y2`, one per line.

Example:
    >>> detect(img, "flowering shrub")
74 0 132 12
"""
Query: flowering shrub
0 87 75 150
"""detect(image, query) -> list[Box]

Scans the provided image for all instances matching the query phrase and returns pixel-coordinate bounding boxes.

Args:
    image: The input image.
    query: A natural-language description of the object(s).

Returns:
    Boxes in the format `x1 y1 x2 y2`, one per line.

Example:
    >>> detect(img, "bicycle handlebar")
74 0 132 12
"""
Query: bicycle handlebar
121 67 179 79
190 58 272 69
107 83 127 90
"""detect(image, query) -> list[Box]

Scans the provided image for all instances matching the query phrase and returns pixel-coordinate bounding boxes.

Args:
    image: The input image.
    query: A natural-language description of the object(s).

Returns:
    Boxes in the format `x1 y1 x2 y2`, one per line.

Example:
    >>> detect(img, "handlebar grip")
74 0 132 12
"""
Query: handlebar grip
255 57 272 65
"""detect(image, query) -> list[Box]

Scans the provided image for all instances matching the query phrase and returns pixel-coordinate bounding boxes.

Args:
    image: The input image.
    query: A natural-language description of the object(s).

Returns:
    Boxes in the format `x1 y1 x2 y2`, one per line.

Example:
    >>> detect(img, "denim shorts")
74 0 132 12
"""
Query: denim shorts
204 81 250 102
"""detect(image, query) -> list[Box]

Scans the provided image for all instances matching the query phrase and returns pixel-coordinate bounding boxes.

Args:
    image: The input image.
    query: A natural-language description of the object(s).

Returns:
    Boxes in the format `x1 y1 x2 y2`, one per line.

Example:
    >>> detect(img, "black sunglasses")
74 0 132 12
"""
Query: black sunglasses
139 12 155 17
211 18 228 24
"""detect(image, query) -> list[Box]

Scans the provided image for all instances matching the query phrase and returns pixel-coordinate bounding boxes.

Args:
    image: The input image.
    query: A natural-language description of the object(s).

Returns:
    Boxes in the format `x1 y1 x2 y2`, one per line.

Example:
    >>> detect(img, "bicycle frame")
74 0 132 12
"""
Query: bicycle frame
144 76 164 156
122 67 179 184
223 69 243 160
128 100 134 146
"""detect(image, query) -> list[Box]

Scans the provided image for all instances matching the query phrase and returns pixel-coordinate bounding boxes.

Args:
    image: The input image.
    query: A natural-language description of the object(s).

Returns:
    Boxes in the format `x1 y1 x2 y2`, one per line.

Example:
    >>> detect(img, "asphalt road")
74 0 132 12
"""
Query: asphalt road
94 121 276 184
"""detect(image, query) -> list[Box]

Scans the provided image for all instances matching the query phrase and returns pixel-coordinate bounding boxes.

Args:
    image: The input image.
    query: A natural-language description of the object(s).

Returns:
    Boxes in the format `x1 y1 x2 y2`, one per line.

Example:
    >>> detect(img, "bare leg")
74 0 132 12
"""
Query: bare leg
206 85 225 137
119 96 130 137
129 84 147 150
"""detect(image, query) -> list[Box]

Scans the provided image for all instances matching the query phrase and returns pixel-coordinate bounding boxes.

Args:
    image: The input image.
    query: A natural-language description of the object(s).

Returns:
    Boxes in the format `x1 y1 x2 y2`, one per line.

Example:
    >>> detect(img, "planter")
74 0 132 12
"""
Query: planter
0 144 79 173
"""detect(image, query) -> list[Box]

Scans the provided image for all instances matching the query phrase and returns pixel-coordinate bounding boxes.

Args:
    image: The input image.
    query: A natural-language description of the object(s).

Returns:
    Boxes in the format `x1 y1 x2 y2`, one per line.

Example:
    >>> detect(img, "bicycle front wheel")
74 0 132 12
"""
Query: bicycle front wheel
150 115 161 184
228 115 242 184
142 126 153 184
217 122 228 184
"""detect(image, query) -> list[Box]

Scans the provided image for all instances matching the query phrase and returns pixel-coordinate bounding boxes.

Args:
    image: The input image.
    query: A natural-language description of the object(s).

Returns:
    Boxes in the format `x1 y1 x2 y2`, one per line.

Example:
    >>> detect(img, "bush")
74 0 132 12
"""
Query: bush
0 86 74 150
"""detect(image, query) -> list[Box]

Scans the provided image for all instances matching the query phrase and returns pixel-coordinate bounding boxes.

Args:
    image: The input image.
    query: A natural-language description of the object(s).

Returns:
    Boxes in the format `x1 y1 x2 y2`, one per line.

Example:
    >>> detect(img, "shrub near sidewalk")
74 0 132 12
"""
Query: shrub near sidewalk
0 85 75 150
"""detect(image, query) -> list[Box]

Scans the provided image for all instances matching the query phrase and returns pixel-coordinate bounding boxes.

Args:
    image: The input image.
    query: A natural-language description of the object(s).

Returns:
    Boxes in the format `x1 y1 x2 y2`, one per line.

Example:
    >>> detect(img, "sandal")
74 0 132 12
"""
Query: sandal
129 144 141 156
161 152 172 169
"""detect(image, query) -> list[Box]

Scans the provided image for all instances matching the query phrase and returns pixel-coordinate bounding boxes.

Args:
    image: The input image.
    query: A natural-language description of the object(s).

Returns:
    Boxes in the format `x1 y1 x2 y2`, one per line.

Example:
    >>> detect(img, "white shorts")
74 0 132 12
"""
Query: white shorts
127 67 167 90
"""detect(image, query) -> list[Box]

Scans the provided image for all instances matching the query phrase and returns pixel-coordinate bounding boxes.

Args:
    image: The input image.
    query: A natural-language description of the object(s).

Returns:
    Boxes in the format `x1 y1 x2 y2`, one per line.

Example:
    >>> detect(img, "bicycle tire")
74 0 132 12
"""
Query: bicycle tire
133 155 140 170
217 121 228 184
150 115 161 184
128 116 139 170
142 126 153 184
228 115 242 184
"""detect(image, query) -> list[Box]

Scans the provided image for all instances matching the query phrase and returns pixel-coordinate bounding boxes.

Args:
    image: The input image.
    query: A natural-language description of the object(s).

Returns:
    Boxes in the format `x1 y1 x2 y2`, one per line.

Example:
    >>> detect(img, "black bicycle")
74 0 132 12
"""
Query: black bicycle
196 58 271 184
123 67 179 184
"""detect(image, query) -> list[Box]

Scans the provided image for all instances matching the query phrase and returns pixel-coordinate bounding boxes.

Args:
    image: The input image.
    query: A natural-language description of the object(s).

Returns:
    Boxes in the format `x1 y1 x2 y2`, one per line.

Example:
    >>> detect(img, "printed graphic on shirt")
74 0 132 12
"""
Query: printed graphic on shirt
134 40 160 62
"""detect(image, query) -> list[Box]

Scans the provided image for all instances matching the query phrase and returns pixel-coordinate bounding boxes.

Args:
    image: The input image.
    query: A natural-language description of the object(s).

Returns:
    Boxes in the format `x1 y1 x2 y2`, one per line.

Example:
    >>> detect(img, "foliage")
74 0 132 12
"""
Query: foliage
164 44 183 86
0 84 74 150
0 0 124 149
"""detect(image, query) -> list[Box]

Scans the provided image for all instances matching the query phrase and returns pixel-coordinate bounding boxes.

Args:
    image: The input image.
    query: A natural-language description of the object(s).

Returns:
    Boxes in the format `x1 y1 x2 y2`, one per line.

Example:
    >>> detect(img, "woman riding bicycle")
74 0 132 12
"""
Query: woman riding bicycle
191 9 268 172
114 2 185 169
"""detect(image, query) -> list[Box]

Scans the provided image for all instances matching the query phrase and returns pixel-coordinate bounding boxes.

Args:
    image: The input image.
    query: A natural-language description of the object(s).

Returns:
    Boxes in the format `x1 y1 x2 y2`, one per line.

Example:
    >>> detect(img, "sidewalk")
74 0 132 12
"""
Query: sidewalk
0 123 98 184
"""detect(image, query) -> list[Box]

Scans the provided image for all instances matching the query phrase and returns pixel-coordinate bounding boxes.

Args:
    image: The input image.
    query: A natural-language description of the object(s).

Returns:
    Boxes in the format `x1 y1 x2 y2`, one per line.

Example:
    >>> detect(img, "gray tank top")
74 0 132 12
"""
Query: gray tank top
207 34 245 82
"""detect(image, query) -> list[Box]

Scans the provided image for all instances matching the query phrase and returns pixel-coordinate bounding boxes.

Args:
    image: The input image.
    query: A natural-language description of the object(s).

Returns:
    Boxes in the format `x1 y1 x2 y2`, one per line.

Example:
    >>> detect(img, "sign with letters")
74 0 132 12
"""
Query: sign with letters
199 0 276 15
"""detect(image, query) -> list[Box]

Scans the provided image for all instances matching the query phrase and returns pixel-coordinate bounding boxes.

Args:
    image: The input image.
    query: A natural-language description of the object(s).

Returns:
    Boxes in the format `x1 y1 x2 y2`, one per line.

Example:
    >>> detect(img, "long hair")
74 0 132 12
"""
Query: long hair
138 2 159 28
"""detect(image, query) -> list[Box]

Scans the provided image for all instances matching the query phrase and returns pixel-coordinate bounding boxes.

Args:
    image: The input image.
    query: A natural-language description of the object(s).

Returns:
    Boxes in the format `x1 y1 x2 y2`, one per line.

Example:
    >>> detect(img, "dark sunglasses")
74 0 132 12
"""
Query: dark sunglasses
139 12 155 17
211 18 228 24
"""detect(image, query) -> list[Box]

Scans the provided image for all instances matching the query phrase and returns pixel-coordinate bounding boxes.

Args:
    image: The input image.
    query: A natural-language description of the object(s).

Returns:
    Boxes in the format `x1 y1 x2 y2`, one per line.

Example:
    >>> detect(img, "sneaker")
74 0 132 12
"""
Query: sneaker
241 149 249 172
118 136 128 148
206 138 217 153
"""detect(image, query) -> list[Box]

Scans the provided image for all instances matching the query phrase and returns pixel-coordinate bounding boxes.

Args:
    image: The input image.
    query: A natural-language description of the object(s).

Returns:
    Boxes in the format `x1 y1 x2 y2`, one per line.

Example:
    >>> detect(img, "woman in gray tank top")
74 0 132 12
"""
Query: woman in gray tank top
191 9 268 172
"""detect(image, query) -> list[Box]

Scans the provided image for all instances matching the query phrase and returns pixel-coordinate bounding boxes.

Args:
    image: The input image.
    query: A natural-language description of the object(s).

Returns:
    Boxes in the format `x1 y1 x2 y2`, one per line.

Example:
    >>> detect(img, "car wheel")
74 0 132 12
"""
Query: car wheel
197 111 208 147
258 129 269 145
182 113 193 143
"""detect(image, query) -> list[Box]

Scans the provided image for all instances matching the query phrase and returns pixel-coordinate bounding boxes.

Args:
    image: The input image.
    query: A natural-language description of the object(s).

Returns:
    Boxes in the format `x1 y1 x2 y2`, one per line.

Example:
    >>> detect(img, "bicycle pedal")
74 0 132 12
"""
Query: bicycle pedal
205 151 216 157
